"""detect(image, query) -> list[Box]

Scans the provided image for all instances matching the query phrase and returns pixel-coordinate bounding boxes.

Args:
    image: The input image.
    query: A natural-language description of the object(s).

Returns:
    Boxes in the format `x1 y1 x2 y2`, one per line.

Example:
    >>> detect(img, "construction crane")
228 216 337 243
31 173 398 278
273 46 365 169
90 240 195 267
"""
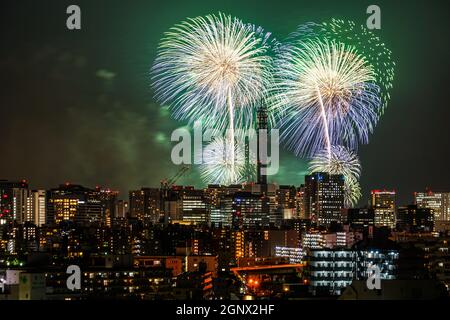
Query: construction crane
160 165 190 190
159 165 190 224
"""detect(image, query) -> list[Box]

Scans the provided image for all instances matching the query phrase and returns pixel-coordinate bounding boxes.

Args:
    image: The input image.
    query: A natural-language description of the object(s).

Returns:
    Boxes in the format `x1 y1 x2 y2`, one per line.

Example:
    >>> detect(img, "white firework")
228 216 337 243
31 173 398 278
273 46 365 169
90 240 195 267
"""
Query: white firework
199 137 256 185
152 13 274 134
308 145 362 207
308 145 361 181
271 38 381 158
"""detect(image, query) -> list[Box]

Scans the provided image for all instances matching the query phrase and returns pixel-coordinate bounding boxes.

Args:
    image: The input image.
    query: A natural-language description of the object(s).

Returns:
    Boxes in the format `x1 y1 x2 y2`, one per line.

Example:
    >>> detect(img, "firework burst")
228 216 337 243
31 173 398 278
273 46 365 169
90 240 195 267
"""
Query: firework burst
151 13 274 134
271 37 381 157
343 177 362 208
199 137 256 185
308 146 362 207
317 19 395 112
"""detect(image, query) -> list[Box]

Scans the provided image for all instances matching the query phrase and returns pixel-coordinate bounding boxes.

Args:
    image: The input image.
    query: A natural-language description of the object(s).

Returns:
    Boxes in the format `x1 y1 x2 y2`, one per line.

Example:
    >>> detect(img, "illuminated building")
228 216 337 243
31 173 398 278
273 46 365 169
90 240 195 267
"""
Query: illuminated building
47 184 102 224
307 249 355 295
32 190 46 226
302 230 355 249
274 246 304 264
307 247 399 296
295 186 306 219
354 248 399 281
415 190 450 222
129 188 161 223
276 185 297 220
179 189 208 225
45 267 173 299
186 255 218 277
232 192 265 229
371 190 396 229
243 183 277 225
347 208 375 228
23 190 46 226
304 173 345 226
371 189 396 208
233 230 245 261
0 180 29 224
210 205 232 227
397 205 434 232
115 200 128 219
302 230 325 249
95 187 118 227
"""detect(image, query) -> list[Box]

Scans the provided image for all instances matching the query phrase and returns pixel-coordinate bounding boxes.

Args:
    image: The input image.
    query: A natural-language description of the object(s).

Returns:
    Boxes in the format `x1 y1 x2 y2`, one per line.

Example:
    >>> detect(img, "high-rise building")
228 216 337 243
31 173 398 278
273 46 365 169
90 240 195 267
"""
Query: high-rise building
31 190 46 226
304 173 345 226
47 184 102 225
210 195 233 228
0 180 29 225
371 190 396 208
414 190 450 222
276 185 297 220
232 192 265 229
129 188 161 223
243 183 276 225
347 208 375 229
179 188 208 225
443 193 450 222
295 186 306 219
115 200 128 219
95 187 118 226
371 190 396 229
397 205 434 232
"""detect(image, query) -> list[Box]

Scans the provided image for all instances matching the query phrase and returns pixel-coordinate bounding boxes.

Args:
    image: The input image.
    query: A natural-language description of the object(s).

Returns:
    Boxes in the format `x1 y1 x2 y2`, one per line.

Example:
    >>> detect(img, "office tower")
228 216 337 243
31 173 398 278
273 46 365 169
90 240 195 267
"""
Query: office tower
304 172 345 226
371 190 396 229
115 200 128 218
371 190 396 208
414 190 450 222
276 185 297 220
0 180 29 224
129 187 161 223
32 190 46 226
296 186 306 219
94 187 118 226
232 191 265 229
443 193 450 221
397 205 434 232
210 195 233 227
347 208 375 228
47 184 102 225
179 188 208 225
243 182 276 224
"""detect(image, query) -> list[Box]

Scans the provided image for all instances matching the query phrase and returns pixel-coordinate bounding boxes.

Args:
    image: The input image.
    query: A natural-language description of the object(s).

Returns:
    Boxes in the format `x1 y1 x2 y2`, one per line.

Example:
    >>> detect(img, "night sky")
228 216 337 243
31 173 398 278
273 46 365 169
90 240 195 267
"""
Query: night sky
1 0 449 205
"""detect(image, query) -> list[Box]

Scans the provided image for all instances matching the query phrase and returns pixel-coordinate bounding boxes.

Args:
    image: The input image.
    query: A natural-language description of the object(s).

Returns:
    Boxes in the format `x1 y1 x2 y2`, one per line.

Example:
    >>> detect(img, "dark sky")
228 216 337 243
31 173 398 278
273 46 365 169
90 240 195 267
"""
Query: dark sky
1 0 449 205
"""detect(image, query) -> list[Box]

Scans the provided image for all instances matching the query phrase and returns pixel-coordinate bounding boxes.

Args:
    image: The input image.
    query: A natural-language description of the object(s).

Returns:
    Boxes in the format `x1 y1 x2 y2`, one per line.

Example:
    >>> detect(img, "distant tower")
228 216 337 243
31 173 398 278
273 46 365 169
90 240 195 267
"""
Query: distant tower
257 106 268 185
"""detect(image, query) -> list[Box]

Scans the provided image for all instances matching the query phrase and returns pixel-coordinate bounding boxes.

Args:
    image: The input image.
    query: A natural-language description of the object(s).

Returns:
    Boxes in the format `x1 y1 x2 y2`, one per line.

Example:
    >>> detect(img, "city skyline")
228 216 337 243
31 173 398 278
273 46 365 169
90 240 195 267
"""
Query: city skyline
1 0 450 206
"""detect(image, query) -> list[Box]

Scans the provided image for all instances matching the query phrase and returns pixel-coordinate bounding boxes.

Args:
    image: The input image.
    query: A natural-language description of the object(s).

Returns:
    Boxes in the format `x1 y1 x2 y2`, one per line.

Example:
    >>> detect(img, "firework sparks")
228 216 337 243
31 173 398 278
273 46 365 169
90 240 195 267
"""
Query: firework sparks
318 19 395 112
344 177 362 208
199 137 256 185
308 146 362 207
151 13 274 134
271 38 381 157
